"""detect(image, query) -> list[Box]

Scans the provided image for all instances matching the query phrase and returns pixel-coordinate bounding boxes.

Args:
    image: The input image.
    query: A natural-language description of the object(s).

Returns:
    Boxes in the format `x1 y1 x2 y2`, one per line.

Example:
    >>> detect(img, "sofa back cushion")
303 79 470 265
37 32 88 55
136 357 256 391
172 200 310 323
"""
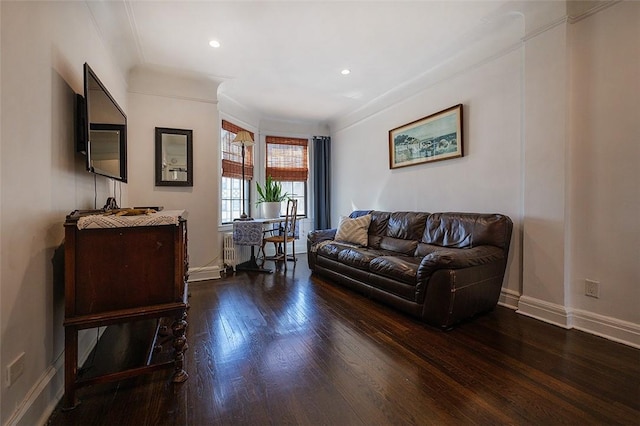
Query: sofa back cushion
349 210 373 219
369 211 391 235
421 213 512 253
366 211 390 248
379 237 419 256
348 210 392 249
335 214 372 246
387 212 429 240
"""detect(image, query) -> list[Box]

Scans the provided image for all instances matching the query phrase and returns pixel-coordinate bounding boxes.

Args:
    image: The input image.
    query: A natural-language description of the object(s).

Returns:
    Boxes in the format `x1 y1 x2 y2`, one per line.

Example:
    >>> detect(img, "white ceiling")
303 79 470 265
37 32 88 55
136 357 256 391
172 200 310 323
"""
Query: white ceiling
88 0 525 125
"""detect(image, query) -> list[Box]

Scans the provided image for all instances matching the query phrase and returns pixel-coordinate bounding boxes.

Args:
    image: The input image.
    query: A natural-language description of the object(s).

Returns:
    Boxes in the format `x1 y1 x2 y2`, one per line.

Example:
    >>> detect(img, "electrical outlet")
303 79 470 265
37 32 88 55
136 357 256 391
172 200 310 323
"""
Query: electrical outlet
585 279 600 298
6 352 25 387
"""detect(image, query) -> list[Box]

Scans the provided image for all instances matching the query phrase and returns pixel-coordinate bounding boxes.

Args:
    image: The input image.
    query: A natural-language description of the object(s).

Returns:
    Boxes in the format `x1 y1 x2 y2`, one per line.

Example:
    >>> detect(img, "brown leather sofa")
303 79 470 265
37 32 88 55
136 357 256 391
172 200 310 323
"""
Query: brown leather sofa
307 210 513 329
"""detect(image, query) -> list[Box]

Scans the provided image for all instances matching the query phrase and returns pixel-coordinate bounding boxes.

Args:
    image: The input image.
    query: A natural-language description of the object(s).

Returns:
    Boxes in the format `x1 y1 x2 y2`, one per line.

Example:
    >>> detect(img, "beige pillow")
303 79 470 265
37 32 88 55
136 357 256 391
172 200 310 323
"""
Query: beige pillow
335 214 372 246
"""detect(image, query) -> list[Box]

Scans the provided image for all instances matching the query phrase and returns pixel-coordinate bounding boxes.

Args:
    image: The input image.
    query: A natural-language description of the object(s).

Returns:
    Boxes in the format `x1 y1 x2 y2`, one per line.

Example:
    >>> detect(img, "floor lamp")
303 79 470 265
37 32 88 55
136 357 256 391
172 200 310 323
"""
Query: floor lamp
231 130 254 220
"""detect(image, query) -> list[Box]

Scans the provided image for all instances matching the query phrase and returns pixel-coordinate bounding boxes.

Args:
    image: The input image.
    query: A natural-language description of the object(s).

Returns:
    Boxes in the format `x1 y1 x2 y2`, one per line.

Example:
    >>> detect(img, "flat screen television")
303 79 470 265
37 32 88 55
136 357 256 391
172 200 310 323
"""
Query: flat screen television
81 63 127 182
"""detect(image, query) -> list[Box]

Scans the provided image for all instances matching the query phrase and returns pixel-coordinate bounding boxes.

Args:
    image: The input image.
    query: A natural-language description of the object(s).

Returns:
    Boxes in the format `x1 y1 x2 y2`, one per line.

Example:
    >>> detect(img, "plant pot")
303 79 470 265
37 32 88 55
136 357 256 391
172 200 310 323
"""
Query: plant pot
261 202 281 219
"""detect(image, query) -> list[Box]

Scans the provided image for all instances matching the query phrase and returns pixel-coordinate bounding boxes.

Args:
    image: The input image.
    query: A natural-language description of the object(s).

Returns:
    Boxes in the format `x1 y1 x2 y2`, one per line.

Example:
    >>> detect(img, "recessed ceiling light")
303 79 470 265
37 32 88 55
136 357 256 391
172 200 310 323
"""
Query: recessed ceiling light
341 69 351 75
209 40 221 48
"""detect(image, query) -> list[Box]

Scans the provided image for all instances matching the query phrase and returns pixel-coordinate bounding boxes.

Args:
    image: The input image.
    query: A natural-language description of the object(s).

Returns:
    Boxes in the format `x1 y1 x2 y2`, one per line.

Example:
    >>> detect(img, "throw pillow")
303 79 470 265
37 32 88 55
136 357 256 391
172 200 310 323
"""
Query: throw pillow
335 214 372 246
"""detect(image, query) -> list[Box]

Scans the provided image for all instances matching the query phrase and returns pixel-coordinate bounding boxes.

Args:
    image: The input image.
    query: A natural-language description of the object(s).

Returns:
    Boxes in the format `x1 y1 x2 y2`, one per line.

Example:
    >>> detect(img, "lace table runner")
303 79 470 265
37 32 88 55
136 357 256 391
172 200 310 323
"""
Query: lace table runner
77 210 186 229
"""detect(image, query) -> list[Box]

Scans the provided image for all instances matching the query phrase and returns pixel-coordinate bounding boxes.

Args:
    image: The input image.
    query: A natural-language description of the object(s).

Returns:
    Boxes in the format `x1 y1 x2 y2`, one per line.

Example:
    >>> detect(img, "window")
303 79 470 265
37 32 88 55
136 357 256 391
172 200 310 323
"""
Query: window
265 136 308 216
221 120 254 223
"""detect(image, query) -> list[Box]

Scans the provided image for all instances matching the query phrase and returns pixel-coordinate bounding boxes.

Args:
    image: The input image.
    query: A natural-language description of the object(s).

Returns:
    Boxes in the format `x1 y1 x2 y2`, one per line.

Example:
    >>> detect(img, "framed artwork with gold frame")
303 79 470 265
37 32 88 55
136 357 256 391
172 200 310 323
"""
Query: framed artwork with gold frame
389 104 463 169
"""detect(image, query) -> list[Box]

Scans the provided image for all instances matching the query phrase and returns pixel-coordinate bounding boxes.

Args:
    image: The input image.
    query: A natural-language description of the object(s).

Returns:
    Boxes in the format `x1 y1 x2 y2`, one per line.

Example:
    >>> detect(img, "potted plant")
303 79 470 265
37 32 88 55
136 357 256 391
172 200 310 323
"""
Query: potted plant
256 176 288 218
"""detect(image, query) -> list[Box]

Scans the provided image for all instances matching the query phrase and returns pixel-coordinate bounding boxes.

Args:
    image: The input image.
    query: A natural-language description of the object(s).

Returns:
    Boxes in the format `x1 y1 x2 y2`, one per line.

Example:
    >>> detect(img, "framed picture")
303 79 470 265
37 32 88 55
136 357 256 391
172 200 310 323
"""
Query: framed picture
389 104 463 169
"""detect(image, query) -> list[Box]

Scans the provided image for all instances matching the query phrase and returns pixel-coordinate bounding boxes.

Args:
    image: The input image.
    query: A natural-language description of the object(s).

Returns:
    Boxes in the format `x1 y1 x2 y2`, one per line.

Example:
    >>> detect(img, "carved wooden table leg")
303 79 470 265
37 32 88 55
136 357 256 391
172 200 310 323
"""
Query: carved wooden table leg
172 310 189 383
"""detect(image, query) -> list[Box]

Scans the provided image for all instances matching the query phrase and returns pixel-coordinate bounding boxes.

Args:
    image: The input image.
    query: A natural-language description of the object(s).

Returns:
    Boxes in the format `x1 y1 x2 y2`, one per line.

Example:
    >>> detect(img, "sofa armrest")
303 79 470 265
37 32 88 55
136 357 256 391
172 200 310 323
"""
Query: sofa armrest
420 262 506 328
417 245 504 282
307 228 337 270
308 228 337 246
414 245 506 327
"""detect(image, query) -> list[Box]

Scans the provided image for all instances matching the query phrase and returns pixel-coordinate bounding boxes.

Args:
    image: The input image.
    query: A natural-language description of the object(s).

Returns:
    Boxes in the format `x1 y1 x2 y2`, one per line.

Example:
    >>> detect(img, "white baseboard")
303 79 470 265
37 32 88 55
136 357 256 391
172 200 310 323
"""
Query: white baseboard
516 295 572 329
517 295 640 349
6 329 101 426
571 308 640 349
5 265 221 426
4 363 61 426
188 265 221 282
498 288 520 310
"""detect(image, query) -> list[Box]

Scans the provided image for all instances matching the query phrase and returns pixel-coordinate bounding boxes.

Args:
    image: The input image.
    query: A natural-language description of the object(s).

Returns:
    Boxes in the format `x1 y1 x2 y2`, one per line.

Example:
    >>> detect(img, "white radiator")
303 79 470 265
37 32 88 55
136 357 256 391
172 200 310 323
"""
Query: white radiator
223 232 236 270
223 232 251 271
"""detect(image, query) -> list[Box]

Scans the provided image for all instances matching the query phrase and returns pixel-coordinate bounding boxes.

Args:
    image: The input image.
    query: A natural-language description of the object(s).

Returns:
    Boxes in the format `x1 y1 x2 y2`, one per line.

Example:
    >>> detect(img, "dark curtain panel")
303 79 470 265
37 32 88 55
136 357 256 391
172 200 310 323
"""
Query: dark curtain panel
313 136 331 230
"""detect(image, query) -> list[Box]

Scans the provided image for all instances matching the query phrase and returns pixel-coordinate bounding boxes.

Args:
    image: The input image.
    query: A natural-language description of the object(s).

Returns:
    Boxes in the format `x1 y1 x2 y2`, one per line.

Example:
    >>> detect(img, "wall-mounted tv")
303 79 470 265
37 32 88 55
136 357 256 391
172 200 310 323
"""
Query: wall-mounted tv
82 63 127 182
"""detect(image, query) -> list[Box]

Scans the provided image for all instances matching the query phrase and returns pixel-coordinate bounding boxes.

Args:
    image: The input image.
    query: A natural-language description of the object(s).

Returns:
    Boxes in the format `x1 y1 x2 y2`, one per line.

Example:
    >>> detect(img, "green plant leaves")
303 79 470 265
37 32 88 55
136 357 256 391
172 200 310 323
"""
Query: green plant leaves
256 175 289 204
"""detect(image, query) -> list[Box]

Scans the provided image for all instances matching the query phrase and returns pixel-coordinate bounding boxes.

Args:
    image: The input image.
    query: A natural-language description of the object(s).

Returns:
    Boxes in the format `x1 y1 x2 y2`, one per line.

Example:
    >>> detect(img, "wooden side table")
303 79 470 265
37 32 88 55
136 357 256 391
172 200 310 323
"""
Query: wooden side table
62 210 189 410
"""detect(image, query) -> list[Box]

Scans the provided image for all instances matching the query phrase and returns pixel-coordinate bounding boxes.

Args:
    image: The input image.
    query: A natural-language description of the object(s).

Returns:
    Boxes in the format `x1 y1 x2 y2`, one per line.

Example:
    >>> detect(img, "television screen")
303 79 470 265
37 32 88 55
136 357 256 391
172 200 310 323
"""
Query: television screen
83 63 127 182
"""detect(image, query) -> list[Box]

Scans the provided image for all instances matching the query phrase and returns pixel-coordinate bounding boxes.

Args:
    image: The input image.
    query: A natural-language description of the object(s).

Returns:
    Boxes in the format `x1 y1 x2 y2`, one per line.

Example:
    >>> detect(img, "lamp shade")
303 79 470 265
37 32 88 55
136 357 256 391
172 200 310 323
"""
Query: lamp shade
232 130 255 146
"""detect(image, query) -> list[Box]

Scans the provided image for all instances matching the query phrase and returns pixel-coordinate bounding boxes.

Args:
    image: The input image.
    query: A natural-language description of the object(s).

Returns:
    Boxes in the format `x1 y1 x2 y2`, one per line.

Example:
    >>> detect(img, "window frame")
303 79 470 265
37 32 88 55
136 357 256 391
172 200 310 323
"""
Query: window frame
264 135 309 218
220 120 254 224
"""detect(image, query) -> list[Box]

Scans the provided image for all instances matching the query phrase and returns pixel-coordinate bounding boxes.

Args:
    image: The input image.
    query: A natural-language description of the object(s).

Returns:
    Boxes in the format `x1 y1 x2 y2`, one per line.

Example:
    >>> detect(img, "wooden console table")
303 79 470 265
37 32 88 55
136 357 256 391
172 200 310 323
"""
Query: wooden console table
62 210 189 410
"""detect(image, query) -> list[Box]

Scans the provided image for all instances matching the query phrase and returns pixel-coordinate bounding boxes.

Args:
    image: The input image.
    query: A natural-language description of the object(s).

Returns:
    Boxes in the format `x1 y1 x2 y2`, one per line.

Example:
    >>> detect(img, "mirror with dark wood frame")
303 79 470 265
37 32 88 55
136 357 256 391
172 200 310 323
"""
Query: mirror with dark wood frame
155 127 193 187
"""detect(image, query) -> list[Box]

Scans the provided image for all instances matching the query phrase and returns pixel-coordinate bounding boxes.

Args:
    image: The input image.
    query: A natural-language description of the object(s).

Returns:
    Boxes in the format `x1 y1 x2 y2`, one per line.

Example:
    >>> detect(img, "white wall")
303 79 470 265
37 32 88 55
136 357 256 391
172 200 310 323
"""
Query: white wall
520 22 570 321
518 1 640 344
331 48 524 300
1 2 128 425
128 66 221 281
330 1 639 347
0 2 637 425
568 2 640 330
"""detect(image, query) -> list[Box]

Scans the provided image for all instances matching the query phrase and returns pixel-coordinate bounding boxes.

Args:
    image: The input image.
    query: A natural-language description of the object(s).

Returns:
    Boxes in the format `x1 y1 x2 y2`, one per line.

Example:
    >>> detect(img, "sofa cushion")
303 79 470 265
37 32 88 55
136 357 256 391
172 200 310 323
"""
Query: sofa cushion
414 242 448 257
368 235 383 248
338 248 386 270
379 236 418 256
335 214 372 246
369 256 422 285
387 212 429 240
422 213 511 250
369 211 391 236
364 211 390 248
316 241 357 260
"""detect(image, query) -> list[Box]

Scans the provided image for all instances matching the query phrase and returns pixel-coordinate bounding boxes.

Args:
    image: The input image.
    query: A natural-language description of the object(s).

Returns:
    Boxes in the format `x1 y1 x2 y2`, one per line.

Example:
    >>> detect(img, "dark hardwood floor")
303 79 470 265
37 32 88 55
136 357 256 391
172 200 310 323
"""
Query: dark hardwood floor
47 260 640 425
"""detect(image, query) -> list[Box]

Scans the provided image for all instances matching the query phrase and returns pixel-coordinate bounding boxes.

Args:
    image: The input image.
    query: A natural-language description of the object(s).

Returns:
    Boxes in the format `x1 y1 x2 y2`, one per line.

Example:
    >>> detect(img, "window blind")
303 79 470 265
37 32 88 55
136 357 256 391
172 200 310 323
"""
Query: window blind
265 136 308 182
221 120 253 180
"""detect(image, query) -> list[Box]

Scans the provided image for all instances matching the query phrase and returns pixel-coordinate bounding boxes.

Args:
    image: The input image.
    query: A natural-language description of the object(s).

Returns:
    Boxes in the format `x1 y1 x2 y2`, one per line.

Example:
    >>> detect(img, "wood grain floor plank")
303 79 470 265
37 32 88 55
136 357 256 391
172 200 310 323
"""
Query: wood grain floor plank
47 261 640 426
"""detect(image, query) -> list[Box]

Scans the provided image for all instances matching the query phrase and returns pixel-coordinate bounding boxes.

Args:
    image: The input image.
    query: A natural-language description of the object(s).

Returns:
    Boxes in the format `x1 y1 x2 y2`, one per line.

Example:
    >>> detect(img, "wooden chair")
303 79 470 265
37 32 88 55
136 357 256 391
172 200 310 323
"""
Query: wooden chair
261 199 298 270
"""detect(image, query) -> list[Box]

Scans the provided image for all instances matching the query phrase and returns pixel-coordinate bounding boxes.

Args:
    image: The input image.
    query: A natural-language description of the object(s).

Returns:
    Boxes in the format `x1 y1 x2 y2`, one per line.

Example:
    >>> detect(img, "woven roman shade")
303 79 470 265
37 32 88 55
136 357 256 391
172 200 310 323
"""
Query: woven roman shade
222 120 254 180
265 136 308 182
